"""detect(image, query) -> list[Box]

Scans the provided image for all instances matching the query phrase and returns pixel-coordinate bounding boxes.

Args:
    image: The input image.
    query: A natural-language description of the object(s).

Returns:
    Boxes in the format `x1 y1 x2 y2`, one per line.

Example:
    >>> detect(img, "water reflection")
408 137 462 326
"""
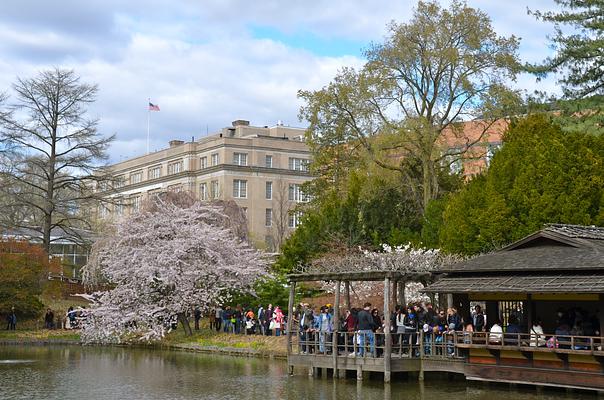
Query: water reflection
0 346 596 400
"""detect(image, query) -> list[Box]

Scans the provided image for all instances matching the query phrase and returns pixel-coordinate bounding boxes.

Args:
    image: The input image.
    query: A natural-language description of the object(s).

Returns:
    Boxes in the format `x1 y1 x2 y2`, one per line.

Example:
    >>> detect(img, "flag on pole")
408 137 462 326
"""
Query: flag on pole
148 102 160 111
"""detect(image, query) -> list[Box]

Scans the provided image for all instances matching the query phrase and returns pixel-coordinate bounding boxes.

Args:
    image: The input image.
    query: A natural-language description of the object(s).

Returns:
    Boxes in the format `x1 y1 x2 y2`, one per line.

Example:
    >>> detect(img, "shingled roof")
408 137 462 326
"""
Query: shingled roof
425 224 604 294
424 274 604 294
441 224 604 274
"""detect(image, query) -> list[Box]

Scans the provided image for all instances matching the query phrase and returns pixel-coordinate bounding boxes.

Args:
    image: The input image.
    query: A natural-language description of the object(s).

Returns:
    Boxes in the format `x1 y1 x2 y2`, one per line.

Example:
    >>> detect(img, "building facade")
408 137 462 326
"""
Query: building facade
98 120 313 249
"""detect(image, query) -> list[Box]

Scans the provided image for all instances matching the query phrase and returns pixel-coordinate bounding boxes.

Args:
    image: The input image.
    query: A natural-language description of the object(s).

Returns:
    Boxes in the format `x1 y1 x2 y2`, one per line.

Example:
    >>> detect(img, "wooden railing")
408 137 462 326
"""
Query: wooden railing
290 329 603 359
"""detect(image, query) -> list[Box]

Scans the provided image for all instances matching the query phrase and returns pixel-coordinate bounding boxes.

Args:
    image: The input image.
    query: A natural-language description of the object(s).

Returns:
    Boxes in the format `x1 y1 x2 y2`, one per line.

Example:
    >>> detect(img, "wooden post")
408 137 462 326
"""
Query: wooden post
599 294 604 339
344 281 351 311
384 277 392 383
446 293 453 309
526 294 533 332
393 280 398 308
333 280 341 375
286 281 296 375
398 280 406 307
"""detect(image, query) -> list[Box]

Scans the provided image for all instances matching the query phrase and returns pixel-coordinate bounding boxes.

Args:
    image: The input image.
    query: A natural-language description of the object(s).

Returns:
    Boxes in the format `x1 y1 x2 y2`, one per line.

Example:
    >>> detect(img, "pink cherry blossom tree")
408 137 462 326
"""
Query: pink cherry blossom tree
81 193 269 344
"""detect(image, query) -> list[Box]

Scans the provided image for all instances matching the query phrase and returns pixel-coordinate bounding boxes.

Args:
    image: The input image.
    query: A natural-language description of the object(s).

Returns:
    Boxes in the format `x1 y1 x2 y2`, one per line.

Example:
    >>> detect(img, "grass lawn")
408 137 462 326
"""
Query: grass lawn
164 327 287 355
0 329 81 341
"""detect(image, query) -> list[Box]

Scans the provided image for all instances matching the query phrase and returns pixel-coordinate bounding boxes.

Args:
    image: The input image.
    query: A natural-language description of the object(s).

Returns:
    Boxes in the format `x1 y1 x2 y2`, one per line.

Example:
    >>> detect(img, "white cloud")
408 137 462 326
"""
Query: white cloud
0 0 563 162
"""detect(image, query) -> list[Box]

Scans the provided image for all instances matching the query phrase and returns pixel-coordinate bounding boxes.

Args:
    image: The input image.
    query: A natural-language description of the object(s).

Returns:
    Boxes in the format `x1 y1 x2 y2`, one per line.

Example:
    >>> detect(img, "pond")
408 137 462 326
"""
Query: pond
0 345 595 399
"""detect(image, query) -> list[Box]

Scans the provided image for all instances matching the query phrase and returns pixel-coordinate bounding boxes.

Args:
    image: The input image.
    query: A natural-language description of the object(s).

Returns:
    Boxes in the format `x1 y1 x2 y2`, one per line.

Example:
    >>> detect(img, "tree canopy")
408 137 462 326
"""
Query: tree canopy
527 1 604 134
0 241 47 319
437 113 604 255
81 194 269 343
0 68 114 253
299 0 521 213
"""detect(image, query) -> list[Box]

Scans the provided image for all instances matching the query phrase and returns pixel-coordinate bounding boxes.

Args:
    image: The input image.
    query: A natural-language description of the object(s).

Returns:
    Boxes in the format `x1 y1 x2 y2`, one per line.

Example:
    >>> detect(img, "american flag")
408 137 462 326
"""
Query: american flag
148 102 160 111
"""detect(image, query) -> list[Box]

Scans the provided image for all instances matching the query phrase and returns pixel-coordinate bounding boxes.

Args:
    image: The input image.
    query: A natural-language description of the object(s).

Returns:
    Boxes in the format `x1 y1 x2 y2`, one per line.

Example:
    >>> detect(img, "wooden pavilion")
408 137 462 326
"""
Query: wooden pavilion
286 224 604 392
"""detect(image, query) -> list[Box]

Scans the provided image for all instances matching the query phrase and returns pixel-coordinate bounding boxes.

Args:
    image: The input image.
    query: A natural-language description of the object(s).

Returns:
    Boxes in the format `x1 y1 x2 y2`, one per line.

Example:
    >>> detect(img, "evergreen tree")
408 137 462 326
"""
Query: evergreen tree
438 114 604 255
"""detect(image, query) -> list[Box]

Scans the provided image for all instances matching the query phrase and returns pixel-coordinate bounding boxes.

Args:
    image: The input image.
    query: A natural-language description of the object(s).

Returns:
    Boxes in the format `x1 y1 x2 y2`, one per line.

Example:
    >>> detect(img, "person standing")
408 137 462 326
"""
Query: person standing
473 305 485 332
44 308 54 329
264 304 274 336
315 306 332 353
6 307 16 330
273 306 284 337
214 307 222 332
194 307 202 331
354 303 376 357
257 305 265 335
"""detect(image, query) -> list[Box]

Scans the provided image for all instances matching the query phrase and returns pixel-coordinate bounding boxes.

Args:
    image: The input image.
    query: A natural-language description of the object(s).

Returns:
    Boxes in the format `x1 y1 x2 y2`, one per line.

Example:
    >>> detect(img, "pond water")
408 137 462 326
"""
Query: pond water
0 345 595 399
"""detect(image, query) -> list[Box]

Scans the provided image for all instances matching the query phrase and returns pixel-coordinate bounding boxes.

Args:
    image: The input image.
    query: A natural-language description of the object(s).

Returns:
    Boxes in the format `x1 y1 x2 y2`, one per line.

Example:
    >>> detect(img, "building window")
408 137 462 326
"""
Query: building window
211 180 219 199
265 208 272 227
130 170 143 184
167 160 183 175
265 155 273 168
200 156 208 169
233 179 247 198
211 153 219 166
98 204 109 219
485 142 502 166
115 175 126 188
115 200 124 216
444 148 463 174
199 183 208 200
148 165 161 179
288 211 303 228
265 181 272 200
289 157 309 172
233 152 248 166
288 183 309 202
131 195 142 212
167 184 182 192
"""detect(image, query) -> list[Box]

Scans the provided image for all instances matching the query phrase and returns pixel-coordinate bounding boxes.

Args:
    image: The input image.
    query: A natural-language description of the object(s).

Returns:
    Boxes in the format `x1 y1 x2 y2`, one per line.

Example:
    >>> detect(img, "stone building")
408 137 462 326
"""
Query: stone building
97 120 312 250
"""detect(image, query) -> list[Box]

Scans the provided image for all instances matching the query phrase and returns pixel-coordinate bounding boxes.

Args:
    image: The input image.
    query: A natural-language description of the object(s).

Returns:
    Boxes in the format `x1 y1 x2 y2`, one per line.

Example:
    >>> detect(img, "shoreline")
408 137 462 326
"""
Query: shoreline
0 333 287 360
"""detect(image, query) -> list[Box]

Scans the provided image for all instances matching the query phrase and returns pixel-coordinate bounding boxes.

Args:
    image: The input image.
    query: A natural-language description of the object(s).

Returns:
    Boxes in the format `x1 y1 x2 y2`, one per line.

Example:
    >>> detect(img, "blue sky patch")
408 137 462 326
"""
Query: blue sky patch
250 24 365 57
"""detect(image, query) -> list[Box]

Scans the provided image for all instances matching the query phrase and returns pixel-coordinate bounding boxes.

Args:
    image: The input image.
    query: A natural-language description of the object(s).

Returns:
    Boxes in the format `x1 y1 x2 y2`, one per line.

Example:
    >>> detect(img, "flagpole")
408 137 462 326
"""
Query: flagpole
146 97 150 154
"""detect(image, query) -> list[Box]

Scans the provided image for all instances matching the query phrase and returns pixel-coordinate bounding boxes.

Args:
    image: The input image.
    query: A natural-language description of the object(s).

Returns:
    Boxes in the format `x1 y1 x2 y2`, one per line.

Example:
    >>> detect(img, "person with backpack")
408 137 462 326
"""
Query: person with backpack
353 303 376 357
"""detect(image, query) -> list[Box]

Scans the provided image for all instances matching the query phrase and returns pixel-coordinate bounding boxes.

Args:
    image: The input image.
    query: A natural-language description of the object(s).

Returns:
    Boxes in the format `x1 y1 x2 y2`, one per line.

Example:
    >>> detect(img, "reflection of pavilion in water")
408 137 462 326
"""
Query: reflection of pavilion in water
286 224 604 392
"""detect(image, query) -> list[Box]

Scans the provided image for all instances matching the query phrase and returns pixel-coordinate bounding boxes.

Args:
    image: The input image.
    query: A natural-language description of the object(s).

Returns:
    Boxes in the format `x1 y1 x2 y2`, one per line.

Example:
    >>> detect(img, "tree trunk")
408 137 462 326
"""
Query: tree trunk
178 313 193 336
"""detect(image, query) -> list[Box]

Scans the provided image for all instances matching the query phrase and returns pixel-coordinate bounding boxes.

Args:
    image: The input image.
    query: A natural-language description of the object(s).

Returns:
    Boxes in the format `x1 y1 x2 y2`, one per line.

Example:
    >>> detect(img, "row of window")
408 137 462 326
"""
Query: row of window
264 208 302 228
228 180 308 202
118 155 309 188
103 189 305 229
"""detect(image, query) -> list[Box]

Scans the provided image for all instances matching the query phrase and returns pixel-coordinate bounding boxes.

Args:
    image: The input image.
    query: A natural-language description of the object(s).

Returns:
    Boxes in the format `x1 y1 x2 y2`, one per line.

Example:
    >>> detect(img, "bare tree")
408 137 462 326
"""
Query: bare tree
270 178 292 251
0 68 114 253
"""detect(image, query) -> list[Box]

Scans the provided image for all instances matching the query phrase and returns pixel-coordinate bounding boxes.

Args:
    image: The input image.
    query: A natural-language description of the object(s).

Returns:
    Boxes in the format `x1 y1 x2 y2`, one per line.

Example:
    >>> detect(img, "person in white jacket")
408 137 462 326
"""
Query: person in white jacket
489 320 503 344
530 319 546 347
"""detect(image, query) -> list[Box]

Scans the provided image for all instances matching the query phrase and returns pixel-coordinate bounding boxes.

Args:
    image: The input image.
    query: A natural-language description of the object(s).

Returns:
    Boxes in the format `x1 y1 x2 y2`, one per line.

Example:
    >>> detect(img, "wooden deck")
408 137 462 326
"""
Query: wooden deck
286 331 604 392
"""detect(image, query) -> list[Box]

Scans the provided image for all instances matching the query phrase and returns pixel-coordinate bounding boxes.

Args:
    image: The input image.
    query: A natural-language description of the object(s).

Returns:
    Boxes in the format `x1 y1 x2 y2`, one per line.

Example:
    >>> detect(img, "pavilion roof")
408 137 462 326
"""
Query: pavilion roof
424 273 604 294
440 224 604 274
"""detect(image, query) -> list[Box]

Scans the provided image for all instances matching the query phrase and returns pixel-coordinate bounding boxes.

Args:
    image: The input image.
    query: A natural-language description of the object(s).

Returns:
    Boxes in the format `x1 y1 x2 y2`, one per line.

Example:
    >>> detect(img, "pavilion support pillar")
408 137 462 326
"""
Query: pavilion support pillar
332 280 341 374
526 294 534 332
459 294 470 326
600 295 604 339
446 293 453 309
393 280 398 308
286 281 296 370
398 280 406 307
486 300 499 328
344 282 351 311
383 277 392 383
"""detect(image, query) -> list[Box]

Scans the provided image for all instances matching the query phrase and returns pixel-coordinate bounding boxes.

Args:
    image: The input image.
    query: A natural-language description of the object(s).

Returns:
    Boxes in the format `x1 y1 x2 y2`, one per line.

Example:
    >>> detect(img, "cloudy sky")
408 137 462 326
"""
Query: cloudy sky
0 0 561 163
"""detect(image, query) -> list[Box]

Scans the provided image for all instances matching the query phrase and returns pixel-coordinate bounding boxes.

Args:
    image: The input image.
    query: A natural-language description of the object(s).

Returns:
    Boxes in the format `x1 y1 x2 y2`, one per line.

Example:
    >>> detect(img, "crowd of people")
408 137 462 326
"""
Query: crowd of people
199 304 287 336
202 301 601 357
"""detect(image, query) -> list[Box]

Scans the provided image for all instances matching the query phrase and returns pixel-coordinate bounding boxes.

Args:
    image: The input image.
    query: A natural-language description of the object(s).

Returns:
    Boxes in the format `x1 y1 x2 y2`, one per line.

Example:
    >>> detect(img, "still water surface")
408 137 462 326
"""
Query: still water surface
0 345 594 400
